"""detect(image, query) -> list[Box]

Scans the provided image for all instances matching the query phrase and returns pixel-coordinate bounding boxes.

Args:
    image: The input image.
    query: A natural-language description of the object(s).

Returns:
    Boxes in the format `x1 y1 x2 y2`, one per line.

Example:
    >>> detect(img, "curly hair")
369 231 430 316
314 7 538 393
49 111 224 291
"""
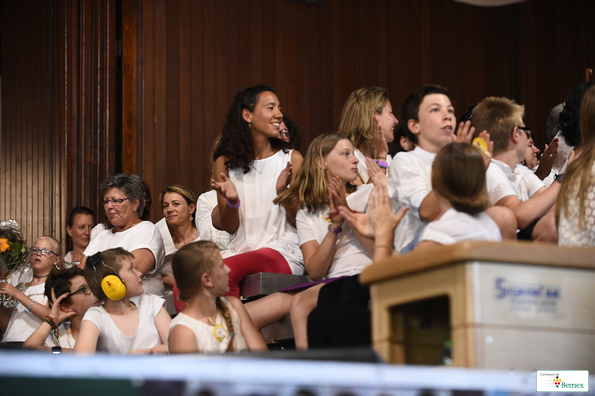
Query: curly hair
213 85 293 174
338 87 389 158
274 134 357 212
559 81 595 148
283 114 301 151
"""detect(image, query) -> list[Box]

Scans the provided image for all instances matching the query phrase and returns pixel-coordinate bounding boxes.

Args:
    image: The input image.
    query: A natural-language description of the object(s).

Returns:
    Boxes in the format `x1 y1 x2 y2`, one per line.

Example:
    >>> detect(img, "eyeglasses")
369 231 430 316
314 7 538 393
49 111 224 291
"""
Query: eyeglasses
514 126 532 139
29 247 58 257
103 197 130 207
68 284 91 298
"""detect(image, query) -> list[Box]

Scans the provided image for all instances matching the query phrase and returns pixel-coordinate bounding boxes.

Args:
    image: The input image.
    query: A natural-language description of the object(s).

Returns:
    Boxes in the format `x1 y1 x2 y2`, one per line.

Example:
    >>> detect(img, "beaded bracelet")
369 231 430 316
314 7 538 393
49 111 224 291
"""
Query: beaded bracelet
374 159 389 169
43 315 60 341
226 198 241 209
328 225 342 234
28 300 34 313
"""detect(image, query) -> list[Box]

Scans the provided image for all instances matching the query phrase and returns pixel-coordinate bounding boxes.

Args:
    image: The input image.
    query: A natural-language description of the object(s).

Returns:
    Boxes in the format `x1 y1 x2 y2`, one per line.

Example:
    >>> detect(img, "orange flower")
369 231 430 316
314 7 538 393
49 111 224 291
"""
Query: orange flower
0 238 9 253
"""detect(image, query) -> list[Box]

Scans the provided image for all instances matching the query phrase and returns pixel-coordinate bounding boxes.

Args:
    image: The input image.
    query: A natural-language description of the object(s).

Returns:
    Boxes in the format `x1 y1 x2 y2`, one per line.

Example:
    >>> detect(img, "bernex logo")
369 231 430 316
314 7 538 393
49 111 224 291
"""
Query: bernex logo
537 371 589 392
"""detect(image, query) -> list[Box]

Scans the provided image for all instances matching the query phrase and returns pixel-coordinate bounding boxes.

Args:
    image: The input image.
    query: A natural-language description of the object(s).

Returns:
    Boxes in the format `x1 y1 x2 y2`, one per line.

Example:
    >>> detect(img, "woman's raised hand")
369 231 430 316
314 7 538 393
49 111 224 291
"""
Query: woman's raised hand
365 157 388 186
210 173 239 202
373 115 389 159
276 161 293 195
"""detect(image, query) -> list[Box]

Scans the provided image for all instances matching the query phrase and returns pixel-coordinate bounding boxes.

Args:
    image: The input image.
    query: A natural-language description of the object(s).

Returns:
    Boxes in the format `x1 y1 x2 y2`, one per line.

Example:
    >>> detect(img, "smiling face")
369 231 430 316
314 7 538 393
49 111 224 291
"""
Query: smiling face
31 237 61 275
118 256 144 298
376 100 398 143
103 187 139 230
67 214 94 251
323 139 359 184
162 192 196 228
66 275 100 315
409 93 456 153
524 137 540 168
243 91 283 139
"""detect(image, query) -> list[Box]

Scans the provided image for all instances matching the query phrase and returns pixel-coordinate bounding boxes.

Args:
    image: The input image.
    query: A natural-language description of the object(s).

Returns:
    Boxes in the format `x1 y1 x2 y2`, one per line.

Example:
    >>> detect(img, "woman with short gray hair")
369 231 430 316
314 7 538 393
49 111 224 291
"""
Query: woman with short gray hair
80 173 166 296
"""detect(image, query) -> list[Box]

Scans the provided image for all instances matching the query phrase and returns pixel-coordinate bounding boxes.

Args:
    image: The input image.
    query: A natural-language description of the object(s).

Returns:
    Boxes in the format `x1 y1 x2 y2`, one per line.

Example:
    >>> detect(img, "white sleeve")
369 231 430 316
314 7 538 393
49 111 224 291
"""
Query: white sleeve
525 169 546 197
126 222 166 275
390 153 431 212
486 162 517 204
419 223 455 246
296 209 317 246
81 307 105 332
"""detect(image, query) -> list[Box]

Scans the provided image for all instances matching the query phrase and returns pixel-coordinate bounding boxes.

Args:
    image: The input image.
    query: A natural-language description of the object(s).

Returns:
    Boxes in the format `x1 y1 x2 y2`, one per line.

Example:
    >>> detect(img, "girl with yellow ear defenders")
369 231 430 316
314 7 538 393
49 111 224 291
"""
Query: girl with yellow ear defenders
74 248 171 354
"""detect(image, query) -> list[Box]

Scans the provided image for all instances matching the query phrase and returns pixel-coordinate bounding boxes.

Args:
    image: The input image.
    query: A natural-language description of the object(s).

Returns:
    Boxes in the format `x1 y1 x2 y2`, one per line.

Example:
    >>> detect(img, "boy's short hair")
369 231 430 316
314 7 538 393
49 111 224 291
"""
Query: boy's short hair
84 248 134 301
472 97 525 156
44 267 85 307
400 84 453 126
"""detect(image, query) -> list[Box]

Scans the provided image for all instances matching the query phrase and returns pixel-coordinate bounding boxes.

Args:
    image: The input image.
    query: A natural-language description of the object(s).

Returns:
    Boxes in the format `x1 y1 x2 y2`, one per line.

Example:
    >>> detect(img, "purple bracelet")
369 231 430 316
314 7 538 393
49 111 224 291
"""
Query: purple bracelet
328 225 342 234
375 159 389 169
226 198 241 209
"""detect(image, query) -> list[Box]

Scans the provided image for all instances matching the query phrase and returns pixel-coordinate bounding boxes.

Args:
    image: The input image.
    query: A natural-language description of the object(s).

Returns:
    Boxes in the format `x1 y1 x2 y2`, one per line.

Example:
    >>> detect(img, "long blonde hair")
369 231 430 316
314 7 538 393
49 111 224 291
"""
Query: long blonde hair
338 87 389 158
172 241 235 350
274 134 356 212
557 85 595 229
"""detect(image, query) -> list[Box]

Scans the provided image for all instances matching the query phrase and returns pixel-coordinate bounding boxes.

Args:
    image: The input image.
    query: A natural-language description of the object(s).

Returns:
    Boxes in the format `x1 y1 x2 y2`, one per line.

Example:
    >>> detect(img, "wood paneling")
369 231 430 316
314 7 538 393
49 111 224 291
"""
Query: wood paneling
3 0 594 236
1 0 117 249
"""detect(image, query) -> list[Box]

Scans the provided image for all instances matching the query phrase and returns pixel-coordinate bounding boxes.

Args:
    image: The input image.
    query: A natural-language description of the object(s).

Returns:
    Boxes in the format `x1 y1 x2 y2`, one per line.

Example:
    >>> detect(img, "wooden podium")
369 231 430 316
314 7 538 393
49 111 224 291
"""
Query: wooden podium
359 241 595 370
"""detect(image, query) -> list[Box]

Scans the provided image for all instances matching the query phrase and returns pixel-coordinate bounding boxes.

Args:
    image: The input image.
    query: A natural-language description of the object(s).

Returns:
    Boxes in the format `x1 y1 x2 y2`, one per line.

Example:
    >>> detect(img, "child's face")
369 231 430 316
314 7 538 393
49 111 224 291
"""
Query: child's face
209 252 231 296
65 275 100 315
410 94 456 153
118 257 144 298
30 238 61 274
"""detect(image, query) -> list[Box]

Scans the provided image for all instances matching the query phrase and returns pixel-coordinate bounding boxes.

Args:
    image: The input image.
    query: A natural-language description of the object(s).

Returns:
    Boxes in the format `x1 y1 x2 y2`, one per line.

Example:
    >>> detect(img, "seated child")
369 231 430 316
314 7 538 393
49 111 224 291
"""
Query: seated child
23 267 99 351
0 236 60 345
313 142 502 349
168 241 266 353
74 248 170 354
472 97 565 242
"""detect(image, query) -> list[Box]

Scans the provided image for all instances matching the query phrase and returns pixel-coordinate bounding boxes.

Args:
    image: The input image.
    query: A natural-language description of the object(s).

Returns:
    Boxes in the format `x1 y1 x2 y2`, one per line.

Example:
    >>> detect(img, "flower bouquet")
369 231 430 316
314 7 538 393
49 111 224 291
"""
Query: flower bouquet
0 220 31 309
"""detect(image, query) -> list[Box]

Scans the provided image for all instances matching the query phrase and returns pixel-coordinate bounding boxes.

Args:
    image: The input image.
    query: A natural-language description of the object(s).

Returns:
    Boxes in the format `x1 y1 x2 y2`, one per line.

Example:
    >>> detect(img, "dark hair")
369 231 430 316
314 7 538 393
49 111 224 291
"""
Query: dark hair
283 115 301 151
392 121 418 155
67 207 95 228
84 248 134 301
141 181 152 221
213 85 292 174
100 174 146 218
559 81 595 148
401 84 453 127
459 104 476 124
432 143 489 215
44 267 85 307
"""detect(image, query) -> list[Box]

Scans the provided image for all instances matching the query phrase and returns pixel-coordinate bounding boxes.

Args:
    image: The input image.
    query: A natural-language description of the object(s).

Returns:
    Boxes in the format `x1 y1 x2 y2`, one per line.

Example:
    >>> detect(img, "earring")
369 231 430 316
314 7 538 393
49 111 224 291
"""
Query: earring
55 263 60 270
248 122 251 129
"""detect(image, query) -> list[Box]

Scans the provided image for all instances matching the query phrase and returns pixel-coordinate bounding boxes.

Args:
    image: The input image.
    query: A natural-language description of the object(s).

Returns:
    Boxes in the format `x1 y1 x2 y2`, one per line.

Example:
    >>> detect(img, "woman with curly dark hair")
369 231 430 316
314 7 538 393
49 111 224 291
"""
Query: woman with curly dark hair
209 85 304 298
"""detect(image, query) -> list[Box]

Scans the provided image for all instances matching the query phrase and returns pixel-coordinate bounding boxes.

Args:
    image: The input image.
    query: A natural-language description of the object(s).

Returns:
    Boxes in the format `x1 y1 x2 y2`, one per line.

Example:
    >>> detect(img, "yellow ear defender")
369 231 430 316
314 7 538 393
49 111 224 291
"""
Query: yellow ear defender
88 252 127 301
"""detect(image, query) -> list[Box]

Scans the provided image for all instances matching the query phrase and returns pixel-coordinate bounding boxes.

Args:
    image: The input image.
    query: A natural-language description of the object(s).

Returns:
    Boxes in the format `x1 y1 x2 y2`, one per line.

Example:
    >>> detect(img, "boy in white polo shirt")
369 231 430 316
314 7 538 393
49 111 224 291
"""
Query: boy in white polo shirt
472 97 563 242
387 86 516 251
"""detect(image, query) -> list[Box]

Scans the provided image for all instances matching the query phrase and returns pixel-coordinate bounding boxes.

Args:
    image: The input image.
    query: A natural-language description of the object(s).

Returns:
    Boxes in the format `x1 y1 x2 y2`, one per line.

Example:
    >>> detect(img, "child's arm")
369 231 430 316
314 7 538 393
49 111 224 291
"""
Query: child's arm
496 182 560 229
73 320 100 353
0 283 50 320
151 306 172 354
23 291 76 351
228 296 267 351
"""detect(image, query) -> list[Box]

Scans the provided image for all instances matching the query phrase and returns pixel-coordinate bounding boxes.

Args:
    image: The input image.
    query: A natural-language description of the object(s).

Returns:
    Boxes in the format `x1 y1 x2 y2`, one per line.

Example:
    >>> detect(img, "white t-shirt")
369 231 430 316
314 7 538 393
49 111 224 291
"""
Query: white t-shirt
486 159 545 205
1 282 48 344
296 184 374 279
419 208 502 245
353 149 393 184
221 150 304 275
81 293 165 354
387 146 436 250
84 221 166 296
154 217 200 280
168 298 247 353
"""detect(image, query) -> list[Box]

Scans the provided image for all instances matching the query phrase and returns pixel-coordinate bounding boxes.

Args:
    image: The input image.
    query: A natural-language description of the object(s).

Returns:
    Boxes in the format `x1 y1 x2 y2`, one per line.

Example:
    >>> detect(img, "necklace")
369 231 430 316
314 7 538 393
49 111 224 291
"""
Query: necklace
174 228 198 248
250 160 265 175
33 274 49 279
208 313 227 342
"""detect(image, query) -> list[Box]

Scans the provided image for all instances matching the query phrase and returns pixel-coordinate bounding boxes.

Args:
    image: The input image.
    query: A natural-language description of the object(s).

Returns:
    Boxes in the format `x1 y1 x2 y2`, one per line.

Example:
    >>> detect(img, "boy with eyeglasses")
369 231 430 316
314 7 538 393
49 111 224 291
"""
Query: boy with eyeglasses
23 267 99 352
472 97 566 242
